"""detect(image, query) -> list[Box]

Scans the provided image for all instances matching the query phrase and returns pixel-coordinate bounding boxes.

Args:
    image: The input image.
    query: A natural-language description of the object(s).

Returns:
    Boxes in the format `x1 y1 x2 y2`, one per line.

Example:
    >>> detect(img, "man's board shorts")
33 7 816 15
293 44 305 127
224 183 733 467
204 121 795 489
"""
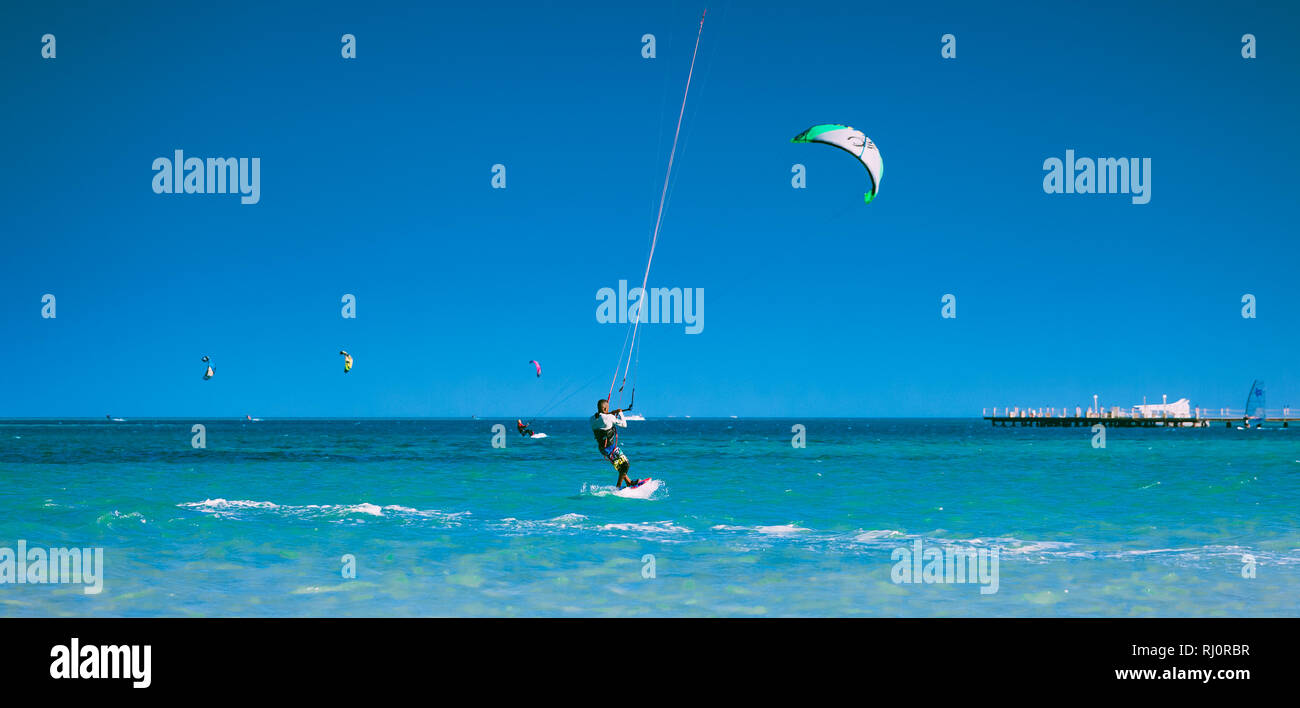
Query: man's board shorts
602 441 629 470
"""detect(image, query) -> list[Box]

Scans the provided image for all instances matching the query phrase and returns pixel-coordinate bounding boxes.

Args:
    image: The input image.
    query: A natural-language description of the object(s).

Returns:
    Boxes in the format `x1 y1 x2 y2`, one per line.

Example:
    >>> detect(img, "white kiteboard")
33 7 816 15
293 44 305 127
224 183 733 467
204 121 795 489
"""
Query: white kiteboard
613 478 661 499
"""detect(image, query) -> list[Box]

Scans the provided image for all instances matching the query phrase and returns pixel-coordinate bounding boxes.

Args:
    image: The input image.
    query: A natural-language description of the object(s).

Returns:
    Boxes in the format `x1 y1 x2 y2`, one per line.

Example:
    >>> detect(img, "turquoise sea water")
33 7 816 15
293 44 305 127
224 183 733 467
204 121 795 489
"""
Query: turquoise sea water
1 418 1296 617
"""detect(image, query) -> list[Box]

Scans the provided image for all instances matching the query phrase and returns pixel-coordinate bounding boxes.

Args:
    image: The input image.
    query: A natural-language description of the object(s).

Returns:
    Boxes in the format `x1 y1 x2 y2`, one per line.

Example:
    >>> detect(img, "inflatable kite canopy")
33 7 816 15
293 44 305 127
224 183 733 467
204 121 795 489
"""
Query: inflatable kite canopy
792 124 883 204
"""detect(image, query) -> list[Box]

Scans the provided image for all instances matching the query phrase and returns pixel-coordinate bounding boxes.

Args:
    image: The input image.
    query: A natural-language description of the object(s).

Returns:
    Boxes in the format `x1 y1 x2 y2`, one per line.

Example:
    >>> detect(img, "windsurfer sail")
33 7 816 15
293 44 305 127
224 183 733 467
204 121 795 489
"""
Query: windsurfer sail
1244 379 1266 427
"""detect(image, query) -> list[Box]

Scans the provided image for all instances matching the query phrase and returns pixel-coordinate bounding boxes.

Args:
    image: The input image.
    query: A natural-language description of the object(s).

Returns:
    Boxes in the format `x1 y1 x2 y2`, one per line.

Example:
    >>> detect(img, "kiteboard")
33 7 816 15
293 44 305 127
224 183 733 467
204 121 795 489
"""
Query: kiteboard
528 433 548 439
613 478 660 499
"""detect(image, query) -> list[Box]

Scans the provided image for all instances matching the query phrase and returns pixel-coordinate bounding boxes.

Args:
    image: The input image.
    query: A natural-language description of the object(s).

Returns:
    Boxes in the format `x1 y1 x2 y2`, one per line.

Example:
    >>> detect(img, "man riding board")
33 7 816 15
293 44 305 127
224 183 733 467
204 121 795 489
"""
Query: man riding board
591 399 644 489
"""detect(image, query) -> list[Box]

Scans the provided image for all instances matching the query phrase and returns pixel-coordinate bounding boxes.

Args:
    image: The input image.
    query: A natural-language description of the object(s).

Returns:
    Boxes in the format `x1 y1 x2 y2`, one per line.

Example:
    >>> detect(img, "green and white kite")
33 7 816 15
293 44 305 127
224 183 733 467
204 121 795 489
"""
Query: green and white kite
792 124 883 204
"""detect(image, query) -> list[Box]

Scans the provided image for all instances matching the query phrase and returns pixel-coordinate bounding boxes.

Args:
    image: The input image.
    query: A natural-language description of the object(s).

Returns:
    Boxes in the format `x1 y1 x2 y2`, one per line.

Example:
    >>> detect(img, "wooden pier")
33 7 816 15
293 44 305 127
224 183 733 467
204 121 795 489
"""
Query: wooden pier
985 393 1296 428
983 415 1295 428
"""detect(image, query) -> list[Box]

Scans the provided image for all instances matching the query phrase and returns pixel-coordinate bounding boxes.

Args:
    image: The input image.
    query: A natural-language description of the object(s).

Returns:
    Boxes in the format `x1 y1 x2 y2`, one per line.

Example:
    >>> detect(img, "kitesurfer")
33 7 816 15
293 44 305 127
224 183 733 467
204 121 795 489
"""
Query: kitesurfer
591 399 642 489
516 419 535 437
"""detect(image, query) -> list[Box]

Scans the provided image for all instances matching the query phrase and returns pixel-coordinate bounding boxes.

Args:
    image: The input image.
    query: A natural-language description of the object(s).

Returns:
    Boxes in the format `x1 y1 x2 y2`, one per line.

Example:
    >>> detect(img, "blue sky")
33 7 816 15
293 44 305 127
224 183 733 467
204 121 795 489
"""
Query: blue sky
2 0 1298 417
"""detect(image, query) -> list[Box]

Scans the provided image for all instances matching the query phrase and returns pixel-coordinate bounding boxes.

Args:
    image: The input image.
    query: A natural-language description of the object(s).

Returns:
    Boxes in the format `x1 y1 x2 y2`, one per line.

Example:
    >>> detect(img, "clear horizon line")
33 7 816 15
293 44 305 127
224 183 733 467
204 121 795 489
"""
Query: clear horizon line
0 415 989 421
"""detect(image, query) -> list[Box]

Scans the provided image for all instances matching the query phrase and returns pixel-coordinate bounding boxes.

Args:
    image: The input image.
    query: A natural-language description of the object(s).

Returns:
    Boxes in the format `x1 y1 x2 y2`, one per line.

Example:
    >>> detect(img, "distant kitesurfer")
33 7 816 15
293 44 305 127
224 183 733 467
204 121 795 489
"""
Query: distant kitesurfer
516 419 535 437
591 399 643 489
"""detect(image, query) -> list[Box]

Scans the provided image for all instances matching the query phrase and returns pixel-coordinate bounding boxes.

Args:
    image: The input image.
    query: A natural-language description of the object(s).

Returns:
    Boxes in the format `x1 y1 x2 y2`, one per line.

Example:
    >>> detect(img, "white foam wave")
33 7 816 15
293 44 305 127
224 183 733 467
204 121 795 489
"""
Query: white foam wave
178 499 468 525
754 524 810 535
183 498 278 511
599 521 693 535
852 529 905 543
96 510 147 527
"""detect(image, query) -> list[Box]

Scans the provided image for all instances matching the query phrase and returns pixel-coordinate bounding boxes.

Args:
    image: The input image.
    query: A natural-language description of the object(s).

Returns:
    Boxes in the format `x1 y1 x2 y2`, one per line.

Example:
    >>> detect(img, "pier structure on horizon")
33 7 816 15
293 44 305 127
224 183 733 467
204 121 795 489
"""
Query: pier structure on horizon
983 404 1297 428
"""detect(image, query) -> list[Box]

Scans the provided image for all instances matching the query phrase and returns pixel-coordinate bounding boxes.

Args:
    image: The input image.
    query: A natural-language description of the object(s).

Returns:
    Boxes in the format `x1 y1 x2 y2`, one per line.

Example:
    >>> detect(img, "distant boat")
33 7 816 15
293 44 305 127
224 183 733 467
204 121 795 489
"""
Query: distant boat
624 413 645 421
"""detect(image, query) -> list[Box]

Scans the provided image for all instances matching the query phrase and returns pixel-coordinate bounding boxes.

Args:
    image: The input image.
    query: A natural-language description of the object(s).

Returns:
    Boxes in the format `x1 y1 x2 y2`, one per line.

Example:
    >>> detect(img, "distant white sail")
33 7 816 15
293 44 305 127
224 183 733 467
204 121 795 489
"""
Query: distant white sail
1245 380 1266 421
